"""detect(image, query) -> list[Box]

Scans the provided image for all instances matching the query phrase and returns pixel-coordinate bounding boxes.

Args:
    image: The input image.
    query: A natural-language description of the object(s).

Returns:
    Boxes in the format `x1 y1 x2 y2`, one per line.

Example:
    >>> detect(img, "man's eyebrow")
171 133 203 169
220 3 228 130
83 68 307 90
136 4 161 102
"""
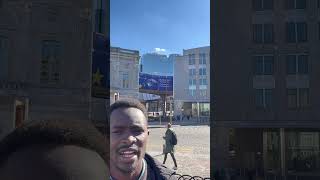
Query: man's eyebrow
111 125 127 129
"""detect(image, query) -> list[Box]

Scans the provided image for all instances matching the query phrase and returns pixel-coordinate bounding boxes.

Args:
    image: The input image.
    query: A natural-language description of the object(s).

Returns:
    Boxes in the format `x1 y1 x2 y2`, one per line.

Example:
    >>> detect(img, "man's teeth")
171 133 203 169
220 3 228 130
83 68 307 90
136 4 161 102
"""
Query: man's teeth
120 151 136 158
120 151 135 155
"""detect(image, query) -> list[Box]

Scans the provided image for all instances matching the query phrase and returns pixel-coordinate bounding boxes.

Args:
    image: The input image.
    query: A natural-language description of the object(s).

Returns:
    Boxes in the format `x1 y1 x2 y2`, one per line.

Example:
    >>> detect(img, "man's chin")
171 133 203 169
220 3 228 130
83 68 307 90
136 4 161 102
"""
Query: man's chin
116 162 138 174
116 156 141 173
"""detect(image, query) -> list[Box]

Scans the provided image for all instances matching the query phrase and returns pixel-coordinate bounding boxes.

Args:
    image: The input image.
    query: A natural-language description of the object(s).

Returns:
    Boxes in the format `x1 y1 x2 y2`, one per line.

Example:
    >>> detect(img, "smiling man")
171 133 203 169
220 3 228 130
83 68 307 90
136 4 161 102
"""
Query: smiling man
109 98 177 180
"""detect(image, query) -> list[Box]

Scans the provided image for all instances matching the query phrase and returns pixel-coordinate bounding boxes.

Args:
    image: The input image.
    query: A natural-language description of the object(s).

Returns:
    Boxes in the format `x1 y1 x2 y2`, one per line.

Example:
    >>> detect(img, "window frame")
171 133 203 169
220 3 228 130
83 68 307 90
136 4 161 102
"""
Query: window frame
253 55 274 75
287 88 310 109
252 23 274 44
286 54 308 75
41 40 61 83
253 0 274 11
286 22 308 43
285 0 307 10
255 88 273 109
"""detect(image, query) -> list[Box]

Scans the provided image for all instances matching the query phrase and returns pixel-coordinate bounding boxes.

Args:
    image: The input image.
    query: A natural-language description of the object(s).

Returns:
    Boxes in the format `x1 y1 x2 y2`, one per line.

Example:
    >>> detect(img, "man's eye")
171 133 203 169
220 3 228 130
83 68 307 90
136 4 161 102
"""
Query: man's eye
132 129 144 134
112 130 122 134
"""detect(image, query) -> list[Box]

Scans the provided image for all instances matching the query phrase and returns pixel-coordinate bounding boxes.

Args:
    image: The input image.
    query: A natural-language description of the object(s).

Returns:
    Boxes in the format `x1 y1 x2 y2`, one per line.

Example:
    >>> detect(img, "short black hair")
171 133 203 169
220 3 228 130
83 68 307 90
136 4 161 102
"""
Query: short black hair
109 98 148 119
0 119 109 166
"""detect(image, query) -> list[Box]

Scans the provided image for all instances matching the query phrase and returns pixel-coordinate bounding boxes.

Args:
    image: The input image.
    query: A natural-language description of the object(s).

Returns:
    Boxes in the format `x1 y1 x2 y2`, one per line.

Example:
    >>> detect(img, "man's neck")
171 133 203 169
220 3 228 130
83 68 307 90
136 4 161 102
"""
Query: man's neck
110 161 143 180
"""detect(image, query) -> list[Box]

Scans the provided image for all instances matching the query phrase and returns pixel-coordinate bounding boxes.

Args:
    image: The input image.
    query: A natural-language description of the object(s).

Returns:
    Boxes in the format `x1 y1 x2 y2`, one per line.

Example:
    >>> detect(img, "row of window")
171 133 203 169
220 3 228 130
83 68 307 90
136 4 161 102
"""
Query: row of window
189 78 208 86
188 53 207 65
253 54 308 75
189 68 207 76
255 88 309 109
252 22 316 44
188 89 208 97
252 0 316 11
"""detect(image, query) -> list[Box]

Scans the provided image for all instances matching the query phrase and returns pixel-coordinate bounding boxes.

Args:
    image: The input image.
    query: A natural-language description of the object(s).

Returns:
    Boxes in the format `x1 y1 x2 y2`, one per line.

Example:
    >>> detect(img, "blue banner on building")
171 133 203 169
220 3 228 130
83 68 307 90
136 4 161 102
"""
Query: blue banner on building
92 32 109 98
139 73 173 94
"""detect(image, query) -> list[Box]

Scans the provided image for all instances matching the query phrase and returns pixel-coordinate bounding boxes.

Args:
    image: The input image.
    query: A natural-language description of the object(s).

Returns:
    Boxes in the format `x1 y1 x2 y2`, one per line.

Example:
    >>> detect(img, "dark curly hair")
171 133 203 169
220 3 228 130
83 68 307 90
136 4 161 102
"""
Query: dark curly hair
108 98 148 121
0 119 109 166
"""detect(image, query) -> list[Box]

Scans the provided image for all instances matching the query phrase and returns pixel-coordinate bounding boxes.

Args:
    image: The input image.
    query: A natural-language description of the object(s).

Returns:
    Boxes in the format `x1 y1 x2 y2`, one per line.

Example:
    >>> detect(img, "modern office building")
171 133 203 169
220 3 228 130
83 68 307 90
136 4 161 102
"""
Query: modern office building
139 53 177 116
140 53 174 76
0 0 94 139
213 0 320 178
110 46 140 103
174 46 210 122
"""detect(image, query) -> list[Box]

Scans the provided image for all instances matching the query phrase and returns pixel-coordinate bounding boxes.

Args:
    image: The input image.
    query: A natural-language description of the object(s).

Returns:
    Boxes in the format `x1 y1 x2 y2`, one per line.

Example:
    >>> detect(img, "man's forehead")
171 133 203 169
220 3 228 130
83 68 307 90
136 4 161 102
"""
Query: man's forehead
110 107 147 126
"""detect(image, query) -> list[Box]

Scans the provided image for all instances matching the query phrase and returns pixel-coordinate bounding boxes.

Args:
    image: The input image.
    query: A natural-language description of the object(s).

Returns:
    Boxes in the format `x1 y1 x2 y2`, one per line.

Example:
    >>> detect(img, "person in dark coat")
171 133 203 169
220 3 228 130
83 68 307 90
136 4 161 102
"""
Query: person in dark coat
109 98 177 180
0 119 109 180
162 123 178 170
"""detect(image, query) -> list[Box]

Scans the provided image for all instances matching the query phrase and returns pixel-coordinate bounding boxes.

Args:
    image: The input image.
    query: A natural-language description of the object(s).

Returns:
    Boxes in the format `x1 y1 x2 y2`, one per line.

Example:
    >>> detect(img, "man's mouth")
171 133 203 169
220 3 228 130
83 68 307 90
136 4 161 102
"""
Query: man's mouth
118 148 138 163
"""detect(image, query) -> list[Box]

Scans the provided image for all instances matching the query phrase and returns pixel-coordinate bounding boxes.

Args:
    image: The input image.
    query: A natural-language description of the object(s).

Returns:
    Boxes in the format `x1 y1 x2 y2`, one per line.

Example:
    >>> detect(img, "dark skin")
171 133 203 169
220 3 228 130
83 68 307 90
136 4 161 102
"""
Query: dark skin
110 107 149 180
0 145 109 180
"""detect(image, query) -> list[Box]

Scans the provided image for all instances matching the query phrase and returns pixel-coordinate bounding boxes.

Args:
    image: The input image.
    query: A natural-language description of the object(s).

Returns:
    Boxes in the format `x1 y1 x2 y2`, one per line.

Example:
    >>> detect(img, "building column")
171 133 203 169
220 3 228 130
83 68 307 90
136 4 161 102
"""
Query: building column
212 127 230 171
280 128 286 180
197 102 200 122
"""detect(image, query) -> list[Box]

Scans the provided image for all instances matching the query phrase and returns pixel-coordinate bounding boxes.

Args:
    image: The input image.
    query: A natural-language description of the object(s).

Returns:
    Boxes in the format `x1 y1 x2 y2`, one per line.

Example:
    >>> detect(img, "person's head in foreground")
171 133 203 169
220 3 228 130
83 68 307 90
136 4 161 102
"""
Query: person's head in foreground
0 119 109 180
109 98 177 180
167 123 172 129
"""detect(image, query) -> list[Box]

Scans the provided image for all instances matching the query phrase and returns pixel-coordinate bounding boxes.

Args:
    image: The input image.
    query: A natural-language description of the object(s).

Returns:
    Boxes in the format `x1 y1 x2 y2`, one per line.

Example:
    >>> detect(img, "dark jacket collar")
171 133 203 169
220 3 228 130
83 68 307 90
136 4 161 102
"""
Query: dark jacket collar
144 153 177 180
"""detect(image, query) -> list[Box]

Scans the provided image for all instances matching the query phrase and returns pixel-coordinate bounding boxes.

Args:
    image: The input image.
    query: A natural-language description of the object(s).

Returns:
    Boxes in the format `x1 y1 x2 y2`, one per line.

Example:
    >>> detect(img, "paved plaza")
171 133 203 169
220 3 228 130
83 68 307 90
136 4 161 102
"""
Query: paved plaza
146 124 211 178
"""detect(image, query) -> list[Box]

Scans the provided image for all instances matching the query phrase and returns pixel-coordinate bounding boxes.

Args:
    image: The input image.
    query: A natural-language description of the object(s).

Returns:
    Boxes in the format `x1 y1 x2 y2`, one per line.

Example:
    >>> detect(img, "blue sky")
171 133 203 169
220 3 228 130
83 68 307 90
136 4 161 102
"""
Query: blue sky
110 0 210 56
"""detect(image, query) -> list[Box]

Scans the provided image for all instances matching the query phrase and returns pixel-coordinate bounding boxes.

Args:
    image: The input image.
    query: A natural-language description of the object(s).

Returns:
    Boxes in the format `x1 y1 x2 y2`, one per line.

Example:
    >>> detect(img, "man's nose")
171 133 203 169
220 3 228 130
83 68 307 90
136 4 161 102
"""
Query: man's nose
121 134 137 144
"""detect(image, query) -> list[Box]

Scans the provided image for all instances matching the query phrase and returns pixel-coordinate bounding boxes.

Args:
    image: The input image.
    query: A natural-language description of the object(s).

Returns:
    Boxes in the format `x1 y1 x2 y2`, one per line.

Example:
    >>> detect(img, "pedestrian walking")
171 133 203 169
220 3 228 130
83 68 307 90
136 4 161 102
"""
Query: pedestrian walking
162 123 178 170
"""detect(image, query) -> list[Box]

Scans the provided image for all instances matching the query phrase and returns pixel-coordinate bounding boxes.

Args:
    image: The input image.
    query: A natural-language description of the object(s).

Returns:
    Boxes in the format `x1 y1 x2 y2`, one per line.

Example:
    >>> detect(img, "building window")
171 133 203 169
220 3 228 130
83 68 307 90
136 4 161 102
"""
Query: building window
253 55 274 75
285 0 306 9
287 88 309 109
41 40 61 83
286 22 307 43
199 103 210 116
319 22 320 40
188 54 195 65
188 89 196 97
286 131 320 172
286 54 308 75
255 89 273 109
189 79 196 86
299 88 309 107
199 68 207 76
0 36 8 79
122 72 129 88
253 0 274 11
189 68 196 76
199 53 206 65
253 24 274 43
199 78 207 85
200 89 207 97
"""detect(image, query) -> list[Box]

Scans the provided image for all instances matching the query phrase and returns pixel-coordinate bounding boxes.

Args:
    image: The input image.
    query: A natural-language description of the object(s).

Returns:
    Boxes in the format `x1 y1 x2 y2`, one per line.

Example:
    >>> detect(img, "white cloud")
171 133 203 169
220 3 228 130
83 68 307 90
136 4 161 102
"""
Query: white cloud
154 48 166 53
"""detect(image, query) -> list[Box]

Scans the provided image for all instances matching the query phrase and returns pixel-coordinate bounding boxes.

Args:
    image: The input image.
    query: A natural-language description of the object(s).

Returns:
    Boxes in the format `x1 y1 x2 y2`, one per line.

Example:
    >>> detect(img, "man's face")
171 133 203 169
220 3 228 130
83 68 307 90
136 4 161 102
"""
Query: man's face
110 107 148 174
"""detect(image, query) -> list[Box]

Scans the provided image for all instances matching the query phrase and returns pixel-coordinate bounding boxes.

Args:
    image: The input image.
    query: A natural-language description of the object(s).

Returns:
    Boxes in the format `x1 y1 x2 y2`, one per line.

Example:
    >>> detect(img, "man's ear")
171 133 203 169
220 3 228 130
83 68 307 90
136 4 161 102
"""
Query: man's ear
147 130 150 135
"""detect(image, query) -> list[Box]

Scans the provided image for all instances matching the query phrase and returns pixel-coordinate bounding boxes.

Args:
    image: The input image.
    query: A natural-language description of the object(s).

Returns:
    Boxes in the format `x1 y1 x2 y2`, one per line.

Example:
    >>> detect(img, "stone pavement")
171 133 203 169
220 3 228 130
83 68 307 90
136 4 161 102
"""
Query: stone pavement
146 125 211 178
